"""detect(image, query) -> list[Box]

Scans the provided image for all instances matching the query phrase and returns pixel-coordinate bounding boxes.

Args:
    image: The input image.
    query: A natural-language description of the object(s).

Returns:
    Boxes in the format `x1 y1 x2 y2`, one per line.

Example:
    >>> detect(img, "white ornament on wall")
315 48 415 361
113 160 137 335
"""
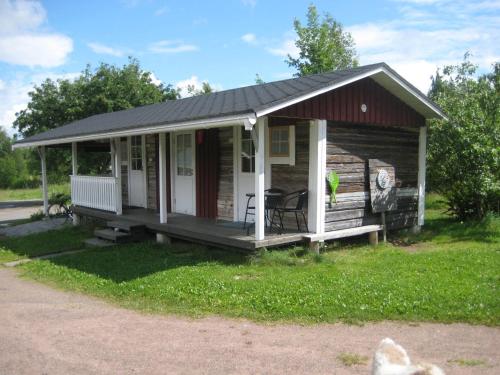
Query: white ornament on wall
377 169 391 189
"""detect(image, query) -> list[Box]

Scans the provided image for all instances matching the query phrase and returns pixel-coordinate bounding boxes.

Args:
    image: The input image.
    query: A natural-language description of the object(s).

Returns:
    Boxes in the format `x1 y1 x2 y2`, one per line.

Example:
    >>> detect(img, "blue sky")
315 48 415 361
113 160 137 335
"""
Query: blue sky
1 0 499 136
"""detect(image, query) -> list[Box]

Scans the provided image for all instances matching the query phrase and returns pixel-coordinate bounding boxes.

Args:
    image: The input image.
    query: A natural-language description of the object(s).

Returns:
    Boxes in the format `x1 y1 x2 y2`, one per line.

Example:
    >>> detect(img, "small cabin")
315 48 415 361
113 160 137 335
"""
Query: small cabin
14 63 445 251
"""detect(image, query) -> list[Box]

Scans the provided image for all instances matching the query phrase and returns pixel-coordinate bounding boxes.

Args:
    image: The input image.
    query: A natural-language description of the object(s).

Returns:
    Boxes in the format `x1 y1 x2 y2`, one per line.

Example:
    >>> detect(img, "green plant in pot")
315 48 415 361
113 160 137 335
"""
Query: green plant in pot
328 171 340 205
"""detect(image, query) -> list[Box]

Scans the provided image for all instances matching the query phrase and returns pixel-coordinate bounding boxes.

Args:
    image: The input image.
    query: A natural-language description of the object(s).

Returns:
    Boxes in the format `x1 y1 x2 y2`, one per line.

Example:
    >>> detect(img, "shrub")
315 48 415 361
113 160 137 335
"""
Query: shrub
428 56 499 220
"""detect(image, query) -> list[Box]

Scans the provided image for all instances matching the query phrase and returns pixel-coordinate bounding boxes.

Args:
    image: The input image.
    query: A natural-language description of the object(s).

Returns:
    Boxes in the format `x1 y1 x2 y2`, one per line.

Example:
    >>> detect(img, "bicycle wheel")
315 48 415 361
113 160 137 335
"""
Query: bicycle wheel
60 204 73 224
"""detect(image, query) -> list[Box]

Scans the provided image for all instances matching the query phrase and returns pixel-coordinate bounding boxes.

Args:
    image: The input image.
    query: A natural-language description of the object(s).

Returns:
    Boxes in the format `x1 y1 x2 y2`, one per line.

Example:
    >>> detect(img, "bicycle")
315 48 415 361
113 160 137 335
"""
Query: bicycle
47 193 73 224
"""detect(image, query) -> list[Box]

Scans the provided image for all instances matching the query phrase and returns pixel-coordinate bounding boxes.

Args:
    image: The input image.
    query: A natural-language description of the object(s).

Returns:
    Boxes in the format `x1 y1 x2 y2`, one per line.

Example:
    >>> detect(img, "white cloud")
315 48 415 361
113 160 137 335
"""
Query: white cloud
242 0 257 8
148 40 198 54
154 6 168 16
347 0 500 92
149 72 162 87
175 75 222 98
0 0 73 68
87 42 125 57
0 78 30 136
0 72 79 136
266 39 299 59
241 33 257 44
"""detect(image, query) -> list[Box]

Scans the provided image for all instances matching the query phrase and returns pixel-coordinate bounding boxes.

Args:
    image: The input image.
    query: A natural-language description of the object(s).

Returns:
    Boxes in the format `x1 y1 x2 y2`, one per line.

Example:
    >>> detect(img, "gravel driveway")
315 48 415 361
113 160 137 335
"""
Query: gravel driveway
0 267 498 374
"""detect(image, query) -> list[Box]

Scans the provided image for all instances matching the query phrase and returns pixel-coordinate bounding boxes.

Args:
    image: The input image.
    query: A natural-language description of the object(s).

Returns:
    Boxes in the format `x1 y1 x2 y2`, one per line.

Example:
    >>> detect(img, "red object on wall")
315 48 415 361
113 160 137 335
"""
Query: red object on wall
196 129 218 218
196 130 204 144
270 77 425 128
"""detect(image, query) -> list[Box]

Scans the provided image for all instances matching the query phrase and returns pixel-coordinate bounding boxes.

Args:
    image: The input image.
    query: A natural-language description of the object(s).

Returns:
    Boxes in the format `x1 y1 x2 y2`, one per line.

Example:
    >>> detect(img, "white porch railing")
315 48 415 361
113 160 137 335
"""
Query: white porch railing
71 175 120 213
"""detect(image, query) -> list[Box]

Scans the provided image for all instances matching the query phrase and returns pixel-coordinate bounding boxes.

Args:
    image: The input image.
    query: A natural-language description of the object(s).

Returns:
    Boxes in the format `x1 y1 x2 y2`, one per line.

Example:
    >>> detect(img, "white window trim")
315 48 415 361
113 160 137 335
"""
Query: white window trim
269 125 295 166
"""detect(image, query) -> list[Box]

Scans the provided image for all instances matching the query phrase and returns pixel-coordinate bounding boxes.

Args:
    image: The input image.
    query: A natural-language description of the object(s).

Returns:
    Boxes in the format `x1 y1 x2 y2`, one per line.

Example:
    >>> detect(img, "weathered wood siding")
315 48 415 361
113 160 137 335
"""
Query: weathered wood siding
217 127 234 220
270 122 309 228
325 123 419 231
145 134 157 211
271 122 310 193
271 78 425 128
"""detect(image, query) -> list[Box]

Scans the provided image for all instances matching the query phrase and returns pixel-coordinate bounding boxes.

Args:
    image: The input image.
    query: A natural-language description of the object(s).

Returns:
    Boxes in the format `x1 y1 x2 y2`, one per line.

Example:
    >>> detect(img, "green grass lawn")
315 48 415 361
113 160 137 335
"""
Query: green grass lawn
4 196 499 325
0 225 93 263
0 183 69 201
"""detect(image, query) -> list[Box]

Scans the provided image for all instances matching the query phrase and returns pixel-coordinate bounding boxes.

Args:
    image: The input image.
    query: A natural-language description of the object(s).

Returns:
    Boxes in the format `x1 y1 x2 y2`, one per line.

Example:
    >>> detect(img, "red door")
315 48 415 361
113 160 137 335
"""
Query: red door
195 129 218 218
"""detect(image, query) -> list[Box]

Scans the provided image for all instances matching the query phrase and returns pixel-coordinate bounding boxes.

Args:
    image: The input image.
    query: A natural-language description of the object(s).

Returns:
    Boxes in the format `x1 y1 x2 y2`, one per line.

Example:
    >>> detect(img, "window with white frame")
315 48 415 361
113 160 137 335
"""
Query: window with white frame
130 136 143 170
269 125 295 165
241 129 255 173
176 134 193 176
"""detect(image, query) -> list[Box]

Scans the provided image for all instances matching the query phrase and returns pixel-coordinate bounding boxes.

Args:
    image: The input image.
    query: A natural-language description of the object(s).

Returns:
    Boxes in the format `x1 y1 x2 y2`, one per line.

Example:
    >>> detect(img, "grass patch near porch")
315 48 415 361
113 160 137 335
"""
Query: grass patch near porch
14 198 500 325
0 225 93 263
0 183 69 202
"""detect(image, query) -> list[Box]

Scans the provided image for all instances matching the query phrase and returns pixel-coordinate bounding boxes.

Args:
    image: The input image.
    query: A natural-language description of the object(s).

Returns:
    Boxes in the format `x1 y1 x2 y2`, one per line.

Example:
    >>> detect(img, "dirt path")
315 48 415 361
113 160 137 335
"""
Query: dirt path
0 268 498 375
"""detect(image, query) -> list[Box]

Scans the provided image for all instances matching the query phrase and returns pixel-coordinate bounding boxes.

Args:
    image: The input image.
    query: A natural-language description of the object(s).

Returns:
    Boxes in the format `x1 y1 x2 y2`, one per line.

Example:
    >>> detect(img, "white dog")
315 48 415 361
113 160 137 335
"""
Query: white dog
372 338 445 375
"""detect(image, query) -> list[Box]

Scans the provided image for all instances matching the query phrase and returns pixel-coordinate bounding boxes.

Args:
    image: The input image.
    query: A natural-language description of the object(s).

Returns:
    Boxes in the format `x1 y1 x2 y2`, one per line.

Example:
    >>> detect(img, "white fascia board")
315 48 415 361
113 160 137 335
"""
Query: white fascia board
13 113 253 149
255 67 446 121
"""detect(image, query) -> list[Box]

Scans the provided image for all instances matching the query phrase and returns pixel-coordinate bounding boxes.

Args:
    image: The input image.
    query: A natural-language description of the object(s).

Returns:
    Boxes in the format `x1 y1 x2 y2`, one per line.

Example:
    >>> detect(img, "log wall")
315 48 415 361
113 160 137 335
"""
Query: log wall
145 134 157 210
325 122 419 231
217 127 234 221
270 122 310 229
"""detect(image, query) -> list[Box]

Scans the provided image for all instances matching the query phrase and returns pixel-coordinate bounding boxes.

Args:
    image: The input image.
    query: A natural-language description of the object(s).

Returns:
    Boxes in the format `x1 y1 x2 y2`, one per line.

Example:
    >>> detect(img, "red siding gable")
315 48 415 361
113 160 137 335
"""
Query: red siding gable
270 78 425 128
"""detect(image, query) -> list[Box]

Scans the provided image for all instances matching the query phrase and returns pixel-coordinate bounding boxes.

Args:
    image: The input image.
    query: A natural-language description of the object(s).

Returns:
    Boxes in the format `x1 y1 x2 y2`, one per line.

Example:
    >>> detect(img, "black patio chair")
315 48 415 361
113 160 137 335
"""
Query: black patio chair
271 189 309 233
243 188 285 235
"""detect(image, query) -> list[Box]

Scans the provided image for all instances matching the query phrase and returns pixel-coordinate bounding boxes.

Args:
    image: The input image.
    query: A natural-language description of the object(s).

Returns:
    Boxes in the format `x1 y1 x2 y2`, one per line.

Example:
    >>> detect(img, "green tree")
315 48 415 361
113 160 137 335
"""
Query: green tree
186 81 214 96
13 58 178 181
255 74 265 84
286 4 358 76
0 127 32 188
15 58 178 137
427 55 499 219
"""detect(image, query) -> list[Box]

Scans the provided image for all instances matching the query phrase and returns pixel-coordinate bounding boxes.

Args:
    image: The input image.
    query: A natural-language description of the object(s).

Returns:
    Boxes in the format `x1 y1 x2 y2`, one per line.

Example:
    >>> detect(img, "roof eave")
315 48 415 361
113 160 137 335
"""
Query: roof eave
13 112 256 149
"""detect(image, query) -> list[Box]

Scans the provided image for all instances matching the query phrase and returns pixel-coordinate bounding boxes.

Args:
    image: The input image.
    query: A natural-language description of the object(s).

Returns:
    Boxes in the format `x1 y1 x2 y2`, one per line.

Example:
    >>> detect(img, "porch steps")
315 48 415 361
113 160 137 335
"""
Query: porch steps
89 221 148 245
94 229 132 243
84 237 115 248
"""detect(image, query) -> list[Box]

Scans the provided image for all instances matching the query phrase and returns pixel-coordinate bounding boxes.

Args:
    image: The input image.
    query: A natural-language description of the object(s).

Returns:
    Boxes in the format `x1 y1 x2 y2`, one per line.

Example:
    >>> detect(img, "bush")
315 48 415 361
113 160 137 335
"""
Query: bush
428 56 499 220
30 209 45 222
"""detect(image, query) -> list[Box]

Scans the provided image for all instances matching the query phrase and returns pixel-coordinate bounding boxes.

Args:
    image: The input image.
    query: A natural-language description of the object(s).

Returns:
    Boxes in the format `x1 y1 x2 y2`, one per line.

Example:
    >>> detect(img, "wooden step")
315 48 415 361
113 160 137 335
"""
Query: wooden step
94 228 131 243
106 221 146 233
84 237 115 247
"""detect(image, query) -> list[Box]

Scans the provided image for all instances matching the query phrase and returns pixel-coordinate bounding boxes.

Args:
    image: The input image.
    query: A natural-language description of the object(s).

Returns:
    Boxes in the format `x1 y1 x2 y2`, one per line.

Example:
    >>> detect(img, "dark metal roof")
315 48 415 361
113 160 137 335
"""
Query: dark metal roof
15 63 441 146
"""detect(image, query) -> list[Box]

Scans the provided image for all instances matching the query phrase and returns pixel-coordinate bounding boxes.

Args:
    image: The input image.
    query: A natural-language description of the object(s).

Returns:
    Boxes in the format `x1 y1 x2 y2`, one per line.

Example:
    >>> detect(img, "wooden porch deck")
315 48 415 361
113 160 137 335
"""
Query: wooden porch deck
73 206 307 251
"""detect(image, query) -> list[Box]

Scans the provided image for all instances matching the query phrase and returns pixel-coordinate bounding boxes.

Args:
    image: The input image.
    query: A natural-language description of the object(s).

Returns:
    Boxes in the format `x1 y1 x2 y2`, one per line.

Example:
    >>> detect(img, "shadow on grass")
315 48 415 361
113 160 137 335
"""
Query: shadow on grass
0 225 93 259
43 241 248 282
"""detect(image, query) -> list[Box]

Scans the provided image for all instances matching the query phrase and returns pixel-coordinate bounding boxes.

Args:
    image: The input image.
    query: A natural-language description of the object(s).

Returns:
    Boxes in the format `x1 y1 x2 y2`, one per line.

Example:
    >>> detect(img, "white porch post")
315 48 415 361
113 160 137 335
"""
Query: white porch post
71 142 78 175
254 117 266 241
71 142 80 225
308 119 327 235
110 139 116 177
114 138 122 215
417 126 427 227
157 132 171 244
158 133 168 224
39 146 49 216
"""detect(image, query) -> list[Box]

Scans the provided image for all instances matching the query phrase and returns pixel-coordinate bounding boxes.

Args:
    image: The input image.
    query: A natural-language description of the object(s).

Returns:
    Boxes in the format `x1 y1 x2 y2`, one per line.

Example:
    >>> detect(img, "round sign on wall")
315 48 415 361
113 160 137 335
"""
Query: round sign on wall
377 169 391 189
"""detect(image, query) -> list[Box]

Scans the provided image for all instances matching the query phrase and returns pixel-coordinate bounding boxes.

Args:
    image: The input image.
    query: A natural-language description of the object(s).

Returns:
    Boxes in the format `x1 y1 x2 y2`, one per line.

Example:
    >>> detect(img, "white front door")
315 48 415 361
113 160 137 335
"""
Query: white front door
173 131 195 215
128 135 146 207
237 127 255 221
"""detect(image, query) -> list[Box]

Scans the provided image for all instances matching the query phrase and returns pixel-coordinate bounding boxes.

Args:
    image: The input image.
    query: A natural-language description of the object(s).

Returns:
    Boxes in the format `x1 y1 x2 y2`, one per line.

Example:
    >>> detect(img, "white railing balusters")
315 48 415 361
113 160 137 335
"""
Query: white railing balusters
70 175 120 213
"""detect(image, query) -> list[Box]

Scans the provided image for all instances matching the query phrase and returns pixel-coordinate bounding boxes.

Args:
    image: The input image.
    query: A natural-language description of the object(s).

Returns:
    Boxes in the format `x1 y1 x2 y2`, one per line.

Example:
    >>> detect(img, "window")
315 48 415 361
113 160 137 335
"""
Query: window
176 134 193 176
269 125 295 165
130 136 143 170
241 129 255 173
270 126 290 156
